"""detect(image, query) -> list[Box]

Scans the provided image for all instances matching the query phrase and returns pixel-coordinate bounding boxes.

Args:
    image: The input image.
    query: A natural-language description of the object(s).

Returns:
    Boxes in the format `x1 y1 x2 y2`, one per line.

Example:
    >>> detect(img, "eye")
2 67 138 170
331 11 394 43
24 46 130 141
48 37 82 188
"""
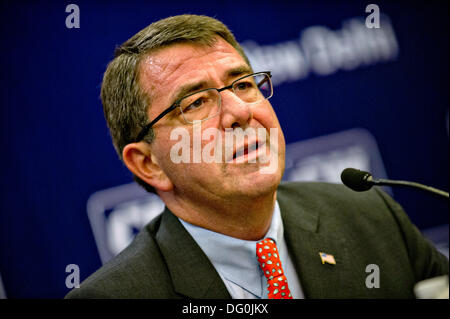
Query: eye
183 98 204 112
235 81 253 91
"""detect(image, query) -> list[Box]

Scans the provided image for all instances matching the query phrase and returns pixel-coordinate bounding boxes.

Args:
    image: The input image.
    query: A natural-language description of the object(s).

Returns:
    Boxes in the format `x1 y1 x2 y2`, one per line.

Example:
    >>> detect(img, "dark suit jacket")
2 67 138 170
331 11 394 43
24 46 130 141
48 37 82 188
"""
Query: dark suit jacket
66 182 448 299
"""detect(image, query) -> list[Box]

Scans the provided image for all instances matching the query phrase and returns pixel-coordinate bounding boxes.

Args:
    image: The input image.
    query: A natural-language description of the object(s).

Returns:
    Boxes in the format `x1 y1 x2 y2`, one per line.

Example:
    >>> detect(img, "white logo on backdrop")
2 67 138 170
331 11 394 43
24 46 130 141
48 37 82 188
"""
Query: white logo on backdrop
283 128 389 185
242 15 398 86
87 184 164 264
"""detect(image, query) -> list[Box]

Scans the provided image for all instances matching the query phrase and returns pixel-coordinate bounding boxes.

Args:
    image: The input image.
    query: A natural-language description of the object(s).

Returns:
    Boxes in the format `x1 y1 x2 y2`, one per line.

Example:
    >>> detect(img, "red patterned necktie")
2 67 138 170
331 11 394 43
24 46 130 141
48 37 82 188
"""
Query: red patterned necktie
256 238 293 299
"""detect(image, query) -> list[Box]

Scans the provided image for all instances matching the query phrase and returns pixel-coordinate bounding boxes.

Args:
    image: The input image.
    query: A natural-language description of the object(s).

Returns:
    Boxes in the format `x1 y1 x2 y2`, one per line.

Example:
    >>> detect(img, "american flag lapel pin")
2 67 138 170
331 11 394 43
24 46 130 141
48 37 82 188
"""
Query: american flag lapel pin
319 252 336 265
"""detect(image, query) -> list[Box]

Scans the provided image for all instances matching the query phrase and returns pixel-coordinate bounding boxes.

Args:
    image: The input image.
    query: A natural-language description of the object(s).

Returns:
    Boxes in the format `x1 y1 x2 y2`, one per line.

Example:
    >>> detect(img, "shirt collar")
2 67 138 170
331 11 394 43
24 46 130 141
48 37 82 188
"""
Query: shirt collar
179 201 284 297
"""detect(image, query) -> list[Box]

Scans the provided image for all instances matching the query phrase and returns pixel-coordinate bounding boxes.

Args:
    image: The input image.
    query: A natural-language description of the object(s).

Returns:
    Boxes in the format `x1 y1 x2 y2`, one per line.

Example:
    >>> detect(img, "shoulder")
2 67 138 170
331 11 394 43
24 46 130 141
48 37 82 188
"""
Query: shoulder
278 180 404 225
276 181 413 250
277 181 449 283
65 214 176 299
277 180 389 211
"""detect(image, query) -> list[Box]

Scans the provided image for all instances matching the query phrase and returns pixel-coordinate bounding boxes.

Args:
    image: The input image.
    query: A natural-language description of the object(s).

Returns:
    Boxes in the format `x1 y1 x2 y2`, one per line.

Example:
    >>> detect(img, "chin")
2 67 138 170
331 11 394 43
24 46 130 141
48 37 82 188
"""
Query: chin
225 166 283 199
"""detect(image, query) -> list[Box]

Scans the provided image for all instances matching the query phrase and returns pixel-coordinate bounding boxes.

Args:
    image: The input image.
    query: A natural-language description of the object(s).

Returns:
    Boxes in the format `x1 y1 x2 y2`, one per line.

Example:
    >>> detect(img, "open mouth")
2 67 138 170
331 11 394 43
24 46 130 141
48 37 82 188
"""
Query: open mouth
232 140 263 161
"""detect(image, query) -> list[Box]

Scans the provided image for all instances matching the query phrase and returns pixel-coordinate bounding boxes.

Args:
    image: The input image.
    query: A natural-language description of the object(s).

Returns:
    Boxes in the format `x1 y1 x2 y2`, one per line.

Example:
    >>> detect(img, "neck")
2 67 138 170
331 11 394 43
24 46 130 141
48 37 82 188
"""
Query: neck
160 189 277 241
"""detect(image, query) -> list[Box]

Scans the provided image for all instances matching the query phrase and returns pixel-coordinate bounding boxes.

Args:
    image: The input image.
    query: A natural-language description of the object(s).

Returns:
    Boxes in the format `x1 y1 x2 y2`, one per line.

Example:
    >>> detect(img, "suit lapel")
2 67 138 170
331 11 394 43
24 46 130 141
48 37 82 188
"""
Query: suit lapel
278 188 353 298
155 207 231 299
154 185 354 298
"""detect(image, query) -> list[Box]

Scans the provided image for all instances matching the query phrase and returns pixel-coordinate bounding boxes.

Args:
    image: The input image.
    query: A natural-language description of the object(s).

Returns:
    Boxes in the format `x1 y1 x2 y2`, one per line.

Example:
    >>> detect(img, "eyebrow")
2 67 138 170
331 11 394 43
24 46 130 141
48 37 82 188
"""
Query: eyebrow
170 81 208 105
226 65 253 79
169 65 253 105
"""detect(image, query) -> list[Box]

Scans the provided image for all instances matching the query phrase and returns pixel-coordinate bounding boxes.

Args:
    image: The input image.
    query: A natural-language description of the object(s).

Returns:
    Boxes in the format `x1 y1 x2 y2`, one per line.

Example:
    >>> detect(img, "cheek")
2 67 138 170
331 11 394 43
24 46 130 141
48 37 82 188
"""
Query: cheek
151 128 182 166
254 103 286 154
252 102 278 127
152 126 216 169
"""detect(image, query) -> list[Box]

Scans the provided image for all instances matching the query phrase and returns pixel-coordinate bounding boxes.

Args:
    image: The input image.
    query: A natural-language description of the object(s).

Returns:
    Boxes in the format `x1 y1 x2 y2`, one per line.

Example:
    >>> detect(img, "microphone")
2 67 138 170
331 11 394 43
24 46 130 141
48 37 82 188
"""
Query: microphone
340 168 449 199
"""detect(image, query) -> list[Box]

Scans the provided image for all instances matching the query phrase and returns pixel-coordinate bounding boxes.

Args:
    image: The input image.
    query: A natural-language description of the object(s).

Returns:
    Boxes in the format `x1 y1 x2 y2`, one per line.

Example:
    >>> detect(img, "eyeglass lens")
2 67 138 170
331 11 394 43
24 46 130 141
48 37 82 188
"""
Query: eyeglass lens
180 73 272 123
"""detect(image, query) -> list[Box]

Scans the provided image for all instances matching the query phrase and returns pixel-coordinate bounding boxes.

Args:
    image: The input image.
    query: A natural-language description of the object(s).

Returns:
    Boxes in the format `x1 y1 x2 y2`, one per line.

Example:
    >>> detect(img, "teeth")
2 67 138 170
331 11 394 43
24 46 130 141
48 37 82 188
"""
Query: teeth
231 140 262 161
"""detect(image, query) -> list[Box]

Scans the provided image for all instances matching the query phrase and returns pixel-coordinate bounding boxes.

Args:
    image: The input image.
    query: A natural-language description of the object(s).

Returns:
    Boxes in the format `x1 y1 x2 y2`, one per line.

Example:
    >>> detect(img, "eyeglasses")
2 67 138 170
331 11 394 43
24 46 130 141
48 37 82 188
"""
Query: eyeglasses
134 71 273 142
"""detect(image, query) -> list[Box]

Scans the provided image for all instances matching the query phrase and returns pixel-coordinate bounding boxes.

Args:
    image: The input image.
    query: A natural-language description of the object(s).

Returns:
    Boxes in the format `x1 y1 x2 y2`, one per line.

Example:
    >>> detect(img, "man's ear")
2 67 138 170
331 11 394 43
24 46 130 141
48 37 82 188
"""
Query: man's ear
122 142 174 192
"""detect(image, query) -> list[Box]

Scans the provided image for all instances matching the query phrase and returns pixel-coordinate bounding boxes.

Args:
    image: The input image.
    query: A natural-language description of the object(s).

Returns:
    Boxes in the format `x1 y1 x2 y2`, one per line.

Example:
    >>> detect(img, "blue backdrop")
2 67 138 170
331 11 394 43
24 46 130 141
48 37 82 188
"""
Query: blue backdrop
0 1 448 298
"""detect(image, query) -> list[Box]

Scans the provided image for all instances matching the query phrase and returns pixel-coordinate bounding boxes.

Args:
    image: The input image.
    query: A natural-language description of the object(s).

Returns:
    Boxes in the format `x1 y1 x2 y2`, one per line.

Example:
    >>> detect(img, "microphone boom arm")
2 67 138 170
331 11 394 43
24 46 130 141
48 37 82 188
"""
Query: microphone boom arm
372 177 449 199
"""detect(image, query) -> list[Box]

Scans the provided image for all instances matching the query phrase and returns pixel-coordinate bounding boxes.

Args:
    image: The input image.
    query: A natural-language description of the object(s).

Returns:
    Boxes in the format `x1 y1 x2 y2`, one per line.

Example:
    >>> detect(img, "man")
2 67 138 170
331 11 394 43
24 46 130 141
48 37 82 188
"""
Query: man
66 14 448 299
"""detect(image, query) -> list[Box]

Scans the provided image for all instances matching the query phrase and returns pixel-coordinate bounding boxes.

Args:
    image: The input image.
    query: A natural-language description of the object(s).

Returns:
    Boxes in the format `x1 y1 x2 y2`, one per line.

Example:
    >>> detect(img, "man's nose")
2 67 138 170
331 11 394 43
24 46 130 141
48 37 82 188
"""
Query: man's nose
219 90 253 129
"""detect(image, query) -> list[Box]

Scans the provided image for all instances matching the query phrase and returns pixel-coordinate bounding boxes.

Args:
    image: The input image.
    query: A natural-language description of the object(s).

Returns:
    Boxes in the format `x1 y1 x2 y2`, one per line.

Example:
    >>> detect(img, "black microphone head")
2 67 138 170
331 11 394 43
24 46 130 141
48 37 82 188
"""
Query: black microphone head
341 168 374 192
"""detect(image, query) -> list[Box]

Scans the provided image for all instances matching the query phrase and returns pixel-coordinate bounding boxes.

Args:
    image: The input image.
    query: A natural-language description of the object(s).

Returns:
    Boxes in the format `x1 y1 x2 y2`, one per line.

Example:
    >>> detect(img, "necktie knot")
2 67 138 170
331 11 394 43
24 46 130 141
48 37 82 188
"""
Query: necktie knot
256 238 292 299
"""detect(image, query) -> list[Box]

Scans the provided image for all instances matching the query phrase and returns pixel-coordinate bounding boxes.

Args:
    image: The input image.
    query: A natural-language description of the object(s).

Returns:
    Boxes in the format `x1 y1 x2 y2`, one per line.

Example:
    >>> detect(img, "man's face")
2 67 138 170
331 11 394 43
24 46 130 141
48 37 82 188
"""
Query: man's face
139 37 285 202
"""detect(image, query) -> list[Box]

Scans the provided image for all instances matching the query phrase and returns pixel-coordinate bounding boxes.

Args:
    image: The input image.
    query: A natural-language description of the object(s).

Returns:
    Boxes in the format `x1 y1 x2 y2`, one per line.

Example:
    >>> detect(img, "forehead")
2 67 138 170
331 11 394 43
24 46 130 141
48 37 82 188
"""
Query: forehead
138 37 249 107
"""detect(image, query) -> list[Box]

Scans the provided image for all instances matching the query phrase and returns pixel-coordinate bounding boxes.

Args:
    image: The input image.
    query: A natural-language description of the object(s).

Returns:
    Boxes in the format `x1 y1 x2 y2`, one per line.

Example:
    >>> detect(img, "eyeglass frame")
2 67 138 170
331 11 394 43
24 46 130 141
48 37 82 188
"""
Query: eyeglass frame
134 71 272 143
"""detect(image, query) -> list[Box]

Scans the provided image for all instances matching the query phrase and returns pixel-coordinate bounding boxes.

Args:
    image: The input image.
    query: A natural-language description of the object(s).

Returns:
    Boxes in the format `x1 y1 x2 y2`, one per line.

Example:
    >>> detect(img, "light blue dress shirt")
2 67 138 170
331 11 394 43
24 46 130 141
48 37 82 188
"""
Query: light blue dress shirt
179 201 304 299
